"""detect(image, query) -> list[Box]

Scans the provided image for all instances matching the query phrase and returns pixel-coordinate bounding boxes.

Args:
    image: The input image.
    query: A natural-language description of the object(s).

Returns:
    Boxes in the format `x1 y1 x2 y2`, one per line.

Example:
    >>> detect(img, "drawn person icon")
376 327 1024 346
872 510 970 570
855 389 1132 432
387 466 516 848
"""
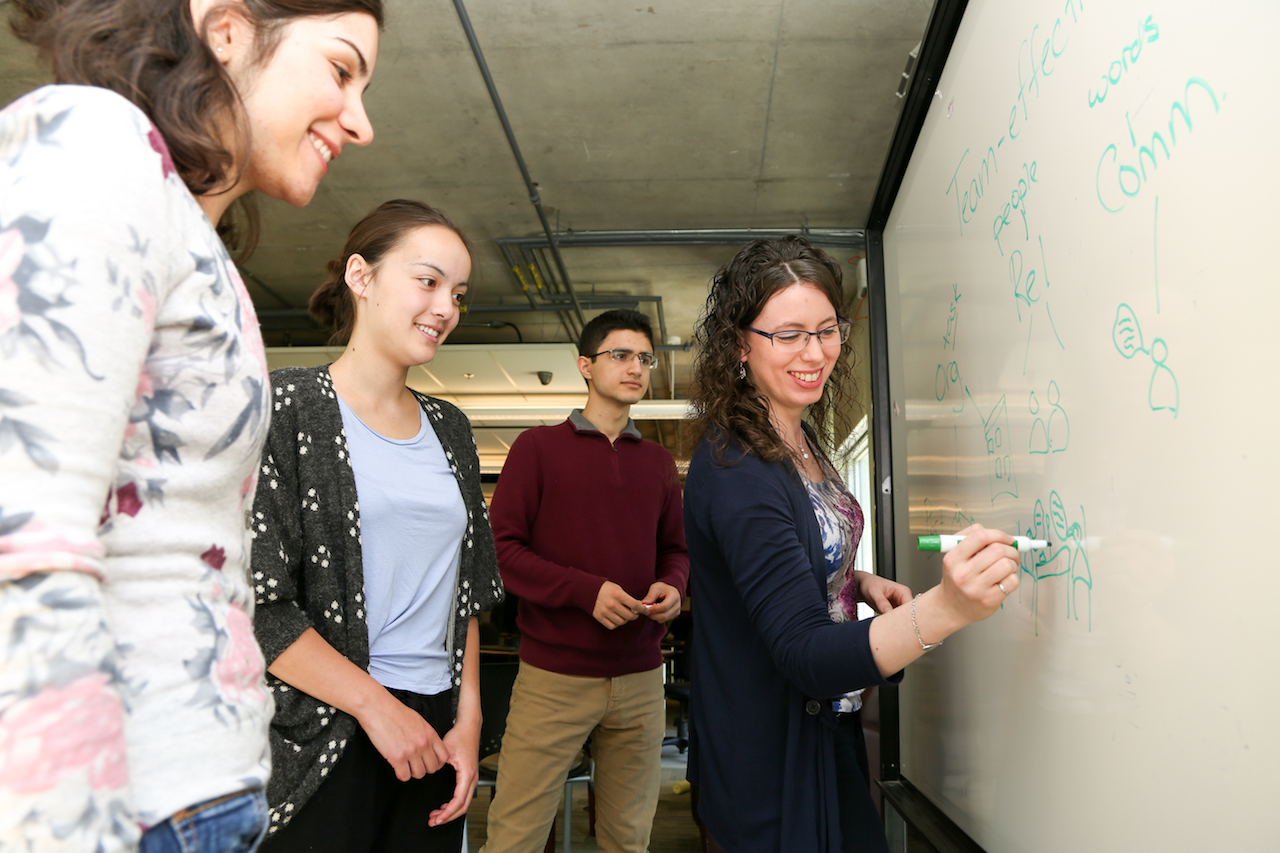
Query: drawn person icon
1028 391 1050 455
1148 338 1179 418
1046 380 1070 451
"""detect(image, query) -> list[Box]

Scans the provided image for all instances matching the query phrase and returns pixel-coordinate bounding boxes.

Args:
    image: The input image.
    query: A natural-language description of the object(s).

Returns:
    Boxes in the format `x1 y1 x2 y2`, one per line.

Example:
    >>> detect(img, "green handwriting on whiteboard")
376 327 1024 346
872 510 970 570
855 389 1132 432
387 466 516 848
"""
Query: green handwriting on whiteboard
992 161 1038 257
935 285 966 414
944 0 1088 235
1028 381 1070 454
1087 15 1160 108
1011 235 1066 373
1112 303 1179 417
1018 491 1093 634
942 282 961 350
1096 77 1221 213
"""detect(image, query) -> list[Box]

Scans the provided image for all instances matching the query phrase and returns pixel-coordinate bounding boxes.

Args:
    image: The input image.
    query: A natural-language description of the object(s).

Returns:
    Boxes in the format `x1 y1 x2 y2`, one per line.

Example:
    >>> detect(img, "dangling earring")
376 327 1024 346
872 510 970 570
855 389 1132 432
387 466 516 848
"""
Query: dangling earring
738 363 746 380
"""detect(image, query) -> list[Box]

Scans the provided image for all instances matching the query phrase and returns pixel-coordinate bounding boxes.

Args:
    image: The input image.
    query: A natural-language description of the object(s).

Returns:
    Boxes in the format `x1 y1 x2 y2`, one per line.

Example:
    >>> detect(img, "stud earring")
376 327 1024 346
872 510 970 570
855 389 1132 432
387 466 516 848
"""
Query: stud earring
738 363 746 380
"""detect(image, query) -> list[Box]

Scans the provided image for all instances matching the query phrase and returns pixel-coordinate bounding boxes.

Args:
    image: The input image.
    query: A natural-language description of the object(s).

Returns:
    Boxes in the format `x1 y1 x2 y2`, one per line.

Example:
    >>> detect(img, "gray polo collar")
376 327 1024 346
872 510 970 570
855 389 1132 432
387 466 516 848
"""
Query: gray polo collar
569 408 642 441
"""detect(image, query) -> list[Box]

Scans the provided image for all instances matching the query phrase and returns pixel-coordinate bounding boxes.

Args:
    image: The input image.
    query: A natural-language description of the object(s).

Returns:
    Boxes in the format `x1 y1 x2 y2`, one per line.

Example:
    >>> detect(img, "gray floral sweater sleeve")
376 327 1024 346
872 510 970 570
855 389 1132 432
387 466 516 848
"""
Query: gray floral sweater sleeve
0 86 272 851
250 365 503 835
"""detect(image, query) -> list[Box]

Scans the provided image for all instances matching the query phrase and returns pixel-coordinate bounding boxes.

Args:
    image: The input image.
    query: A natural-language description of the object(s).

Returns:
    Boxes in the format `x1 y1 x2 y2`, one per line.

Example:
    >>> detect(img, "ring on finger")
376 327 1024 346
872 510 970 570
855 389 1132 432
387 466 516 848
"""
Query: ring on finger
997 581 1009 595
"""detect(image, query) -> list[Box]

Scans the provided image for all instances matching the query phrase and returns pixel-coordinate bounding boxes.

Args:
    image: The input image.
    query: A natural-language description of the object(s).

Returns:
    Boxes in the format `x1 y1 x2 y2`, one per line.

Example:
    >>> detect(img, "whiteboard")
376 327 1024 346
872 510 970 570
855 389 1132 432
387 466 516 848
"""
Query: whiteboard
880 1 1280 850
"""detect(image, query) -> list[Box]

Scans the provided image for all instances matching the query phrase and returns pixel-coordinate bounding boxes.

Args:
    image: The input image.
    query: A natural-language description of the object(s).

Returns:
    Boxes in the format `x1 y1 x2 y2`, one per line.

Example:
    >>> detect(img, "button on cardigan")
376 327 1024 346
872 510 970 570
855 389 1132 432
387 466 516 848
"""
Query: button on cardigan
250 366 503 835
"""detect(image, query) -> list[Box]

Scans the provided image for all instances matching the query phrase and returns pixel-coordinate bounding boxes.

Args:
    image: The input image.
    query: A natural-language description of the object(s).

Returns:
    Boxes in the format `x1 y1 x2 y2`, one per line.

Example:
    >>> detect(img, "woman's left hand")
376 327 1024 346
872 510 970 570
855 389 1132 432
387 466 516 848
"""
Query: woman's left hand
428 720 481 827
855 571 913 614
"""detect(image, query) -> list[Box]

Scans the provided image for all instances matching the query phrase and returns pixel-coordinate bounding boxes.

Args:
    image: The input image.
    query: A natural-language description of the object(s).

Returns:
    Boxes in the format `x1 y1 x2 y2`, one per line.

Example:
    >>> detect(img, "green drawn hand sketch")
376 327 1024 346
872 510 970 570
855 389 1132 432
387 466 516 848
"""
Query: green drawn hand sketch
966 386 1018 503
1018 490 1092 635
1112 303 1179 418
1028 380 1069 454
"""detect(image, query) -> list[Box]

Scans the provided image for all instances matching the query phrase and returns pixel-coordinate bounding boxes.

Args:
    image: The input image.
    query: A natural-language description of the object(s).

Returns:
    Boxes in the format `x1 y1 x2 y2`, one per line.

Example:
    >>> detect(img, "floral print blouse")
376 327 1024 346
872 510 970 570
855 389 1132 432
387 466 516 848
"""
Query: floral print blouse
0 86 272 851
803 459 868 714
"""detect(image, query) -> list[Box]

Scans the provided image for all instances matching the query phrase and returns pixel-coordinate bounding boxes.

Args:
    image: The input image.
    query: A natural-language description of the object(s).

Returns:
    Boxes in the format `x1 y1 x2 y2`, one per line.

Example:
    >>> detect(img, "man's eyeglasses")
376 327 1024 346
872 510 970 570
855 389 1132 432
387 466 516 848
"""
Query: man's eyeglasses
590 348 658 368
744 319 852 352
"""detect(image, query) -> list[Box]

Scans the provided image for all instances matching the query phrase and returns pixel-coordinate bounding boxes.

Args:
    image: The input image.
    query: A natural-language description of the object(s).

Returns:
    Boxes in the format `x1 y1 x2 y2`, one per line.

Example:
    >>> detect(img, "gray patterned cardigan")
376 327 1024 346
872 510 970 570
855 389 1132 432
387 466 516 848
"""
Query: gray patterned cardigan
250 365 504 834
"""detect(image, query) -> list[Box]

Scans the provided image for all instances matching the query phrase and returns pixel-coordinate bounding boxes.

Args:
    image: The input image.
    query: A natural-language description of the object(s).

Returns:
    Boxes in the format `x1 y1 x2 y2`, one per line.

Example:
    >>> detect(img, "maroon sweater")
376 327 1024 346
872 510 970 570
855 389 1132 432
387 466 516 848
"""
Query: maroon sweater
490 412 689 677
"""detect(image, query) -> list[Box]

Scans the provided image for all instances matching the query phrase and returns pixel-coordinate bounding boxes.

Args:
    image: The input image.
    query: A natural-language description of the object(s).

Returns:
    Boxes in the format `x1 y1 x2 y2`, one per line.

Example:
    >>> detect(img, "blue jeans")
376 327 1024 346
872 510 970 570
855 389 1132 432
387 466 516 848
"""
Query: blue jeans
140 789 269 853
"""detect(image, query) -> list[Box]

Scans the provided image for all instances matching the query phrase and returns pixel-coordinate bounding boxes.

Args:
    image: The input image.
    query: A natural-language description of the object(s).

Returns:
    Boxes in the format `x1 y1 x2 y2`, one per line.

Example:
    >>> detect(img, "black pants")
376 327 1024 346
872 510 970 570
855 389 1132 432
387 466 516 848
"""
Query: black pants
833 712 890 853
263 688 464 853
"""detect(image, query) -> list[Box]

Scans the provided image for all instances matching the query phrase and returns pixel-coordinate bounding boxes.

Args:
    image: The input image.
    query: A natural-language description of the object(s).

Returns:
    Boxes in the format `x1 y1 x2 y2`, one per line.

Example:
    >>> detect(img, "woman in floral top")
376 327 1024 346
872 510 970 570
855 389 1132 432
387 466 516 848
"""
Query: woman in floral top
0 1 384 851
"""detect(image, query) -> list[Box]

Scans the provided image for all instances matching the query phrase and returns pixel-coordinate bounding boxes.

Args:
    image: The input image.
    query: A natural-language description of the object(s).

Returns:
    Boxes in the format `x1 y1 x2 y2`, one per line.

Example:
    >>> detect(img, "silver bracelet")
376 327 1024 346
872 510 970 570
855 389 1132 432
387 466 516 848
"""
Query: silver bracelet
911 594 942 651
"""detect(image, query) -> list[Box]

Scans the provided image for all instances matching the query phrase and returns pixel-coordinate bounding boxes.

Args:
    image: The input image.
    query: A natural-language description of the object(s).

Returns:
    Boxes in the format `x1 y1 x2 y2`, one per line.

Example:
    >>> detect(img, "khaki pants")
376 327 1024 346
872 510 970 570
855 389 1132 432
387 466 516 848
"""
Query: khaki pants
480 661 666 853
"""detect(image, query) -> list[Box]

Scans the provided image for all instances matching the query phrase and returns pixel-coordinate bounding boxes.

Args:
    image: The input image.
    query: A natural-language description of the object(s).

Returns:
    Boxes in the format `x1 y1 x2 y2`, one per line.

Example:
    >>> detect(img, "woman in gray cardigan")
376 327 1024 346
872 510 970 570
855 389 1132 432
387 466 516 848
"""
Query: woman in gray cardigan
251 200 503 850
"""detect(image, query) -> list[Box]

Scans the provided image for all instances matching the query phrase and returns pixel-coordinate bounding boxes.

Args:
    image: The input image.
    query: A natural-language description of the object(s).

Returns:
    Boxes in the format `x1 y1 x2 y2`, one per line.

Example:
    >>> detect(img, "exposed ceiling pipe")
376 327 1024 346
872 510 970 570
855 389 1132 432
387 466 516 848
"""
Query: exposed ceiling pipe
463 301 637 314
451 0 585 329
496 227 867 250
496 243 541 310
513 243 582 342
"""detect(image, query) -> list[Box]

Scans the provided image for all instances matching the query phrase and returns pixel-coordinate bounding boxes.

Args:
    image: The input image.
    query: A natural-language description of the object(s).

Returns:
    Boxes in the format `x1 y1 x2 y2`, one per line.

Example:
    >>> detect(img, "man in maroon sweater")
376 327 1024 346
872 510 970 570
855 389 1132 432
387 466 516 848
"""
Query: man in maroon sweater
481 309 688 853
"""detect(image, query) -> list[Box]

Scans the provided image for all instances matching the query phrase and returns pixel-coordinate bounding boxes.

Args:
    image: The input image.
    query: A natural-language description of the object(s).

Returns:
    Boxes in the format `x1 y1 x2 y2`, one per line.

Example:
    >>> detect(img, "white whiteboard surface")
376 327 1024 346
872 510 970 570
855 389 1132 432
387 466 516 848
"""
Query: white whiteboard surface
881 1 1280 850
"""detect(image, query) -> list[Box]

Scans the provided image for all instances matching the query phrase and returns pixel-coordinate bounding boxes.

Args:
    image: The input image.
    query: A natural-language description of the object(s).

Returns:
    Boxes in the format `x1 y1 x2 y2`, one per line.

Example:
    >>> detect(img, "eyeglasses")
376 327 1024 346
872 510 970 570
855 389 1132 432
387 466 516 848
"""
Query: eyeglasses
744 319 852 351
590 348 658 368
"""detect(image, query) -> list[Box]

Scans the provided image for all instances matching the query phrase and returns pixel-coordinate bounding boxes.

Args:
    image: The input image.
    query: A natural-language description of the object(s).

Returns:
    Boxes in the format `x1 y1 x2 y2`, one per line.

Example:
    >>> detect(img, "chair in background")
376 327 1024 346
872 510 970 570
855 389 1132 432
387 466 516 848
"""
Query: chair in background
661 682 690 754
660 612 693 754
476 661 593 853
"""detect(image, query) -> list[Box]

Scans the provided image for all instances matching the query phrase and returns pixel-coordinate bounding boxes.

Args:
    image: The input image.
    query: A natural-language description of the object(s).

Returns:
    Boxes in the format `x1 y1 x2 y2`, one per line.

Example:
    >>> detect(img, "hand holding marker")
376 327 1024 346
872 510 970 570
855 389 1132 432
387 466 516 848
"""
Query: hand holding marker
918 532 1047 599
918 534 1050 553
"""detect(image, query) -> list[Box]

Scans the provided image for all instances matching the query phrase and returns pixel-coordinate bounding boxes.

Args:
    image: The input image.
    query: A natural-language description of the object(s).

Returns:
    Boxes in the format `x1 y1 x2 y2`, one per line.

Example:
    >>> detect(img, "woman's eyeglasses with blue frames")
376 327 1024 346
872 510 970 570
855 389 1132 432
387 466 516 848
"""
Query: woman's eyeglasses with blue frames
743 319 852 352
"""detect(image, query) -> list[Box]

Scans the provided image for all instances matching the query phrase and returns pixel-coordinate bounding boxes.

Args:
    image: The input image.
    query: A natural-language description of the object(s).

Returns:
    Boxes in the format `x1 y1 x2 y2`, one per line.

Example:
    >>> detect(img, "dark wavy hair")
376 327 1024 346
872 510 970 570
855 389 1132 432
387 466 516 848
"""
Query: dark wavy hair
310 199 470 346
685 236 855 466
8 0 385 258
578 308 654 356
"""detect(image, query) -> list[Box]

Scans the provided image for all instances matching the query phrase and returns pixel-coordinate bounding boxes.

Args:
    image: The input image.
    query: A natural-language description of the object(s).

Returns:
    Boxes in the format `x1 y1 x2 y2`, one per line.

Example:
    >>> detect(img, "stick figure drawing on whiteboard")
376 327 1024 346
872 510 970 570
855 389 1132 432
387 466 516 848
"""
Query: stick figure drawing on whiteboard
1113 303 1179 417
1020 491 1093 633
1028 380 1069 454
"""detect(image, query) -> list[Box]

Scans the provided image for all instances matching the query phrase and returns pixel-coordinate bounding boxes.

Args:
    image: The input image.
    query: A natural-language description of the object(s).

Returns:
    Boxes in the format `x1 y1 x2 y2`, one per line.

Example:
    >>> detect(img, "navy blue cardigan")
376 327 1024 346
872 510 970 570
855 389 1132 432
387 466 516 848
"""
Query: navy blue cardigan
684 435 901 853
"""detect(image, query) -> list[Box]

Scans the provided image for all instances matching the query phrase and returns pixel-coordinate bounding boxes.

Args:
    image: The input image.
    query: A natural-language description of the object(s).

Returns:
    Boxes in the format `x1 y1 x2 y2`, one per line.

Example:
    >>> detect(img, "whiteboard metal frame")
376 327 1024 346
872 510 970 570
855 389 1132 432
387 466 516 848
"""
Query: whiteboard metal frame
864 0 981 849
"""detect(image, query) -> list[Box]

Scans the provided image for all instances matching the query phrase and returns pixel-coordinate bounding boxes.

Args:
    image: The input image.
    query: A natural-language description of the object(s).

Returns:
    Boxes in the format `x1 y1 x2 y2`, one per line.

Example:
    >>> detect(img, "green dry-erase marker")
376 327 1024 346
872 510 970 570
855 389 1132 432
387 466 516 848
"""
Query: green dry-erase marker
917 534 1050 553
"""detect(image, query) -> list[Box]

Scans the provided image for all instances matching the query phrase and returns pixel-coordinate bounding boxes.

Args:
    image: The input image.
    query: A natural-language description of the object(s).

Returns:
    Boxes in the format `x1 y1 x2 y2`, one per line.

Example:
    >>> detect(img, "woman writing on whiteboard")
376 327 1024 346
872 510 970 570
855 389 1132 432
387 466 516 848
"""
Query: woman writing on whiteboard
0 1 381 850
683 237 1019 853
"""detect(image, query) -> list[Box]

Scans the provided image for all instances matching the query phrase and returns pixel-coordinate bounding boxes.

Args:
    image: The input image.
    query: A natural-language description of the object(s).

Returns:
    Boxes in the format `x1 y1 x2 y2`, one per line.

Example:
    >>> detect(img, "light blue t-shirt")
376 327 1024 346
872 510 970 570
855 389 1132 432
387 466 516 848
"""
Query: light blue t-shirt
337 395 466 695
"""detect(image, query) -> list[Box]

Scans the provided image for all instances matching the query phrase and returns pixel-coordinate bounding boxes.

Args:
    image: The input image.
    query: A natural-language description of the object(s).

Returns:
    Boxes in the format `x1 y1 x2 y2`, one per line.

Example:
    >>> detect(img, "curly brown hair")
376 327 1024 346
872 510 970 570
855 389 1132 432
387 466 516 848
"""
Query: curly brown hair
685 236 856 466
9 0 385 258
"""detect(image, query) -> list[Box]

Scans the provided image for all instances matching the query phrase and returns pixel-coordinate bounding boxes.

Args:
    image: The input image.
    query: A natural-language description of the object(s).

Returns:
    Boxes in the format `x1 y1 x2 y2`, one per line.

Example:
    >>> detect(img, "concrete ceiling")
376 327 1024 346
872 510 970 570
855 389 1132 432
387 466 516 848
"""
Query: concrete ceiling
2 0 931 452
